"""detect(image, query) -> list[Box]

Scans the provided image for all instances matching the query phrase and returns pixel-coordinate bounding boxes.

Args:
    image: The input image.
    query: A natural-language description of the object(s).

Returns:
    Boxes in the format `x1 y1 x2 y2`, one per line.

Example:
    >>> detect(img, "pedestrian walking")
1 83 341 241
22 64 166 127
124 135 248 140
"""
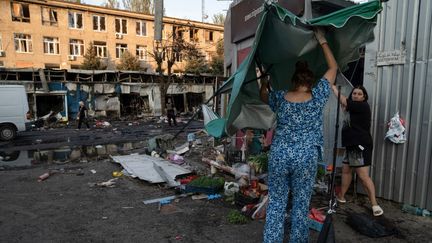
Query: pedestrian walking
77 101 90 130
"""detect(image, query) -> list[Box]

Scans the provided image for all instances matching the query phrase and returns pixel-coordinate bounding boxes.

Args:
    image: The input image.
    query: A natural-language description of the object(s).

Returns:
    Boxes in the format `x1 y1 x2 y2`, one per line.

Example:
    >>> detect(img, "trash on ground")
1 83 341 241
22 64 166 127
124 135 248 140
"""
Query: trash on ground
111 154 191 184
112 171 123 177
167 154 185 165
38 172 51 182
153 162 180 187
143 193 191 205
90 169 97 174
89 178 118 188
402 204 431 217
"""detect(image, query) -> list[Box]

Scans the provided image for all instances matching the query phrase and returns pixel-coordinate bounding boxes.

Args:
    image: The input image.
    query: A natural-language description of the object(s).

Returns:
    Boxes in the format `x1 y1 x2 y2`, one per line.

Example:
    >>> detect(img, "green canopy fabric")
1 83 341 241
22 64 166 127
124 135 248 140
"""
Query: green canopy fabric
205 0 382 138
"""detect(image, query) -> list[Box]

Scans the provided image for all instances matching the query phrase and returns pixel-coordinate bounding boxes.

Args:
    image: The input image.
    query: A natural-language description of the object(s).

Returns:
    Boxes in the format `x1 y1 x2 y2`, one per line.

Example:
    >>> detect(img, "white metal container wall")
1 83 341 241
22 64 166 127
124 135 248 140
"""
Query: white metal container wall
363 0 432 210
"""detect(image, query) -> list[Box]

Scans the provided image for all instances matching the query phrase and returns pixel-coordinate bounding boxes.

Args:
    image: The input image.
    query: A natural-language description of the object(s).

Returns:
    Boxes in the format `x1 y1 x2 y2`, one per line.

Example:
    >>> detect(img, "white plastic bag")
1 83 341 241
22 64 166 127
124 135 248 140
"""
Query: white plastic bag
385 112 407 144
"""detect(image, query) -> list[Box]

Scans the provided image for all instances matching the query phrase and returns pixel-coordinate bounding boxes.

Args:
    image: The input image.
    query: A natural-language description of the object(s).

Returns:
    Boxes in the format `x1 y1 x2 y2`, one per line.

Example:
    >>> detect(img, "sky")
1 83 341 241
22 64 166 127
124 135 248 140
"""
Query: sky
83 0 232 23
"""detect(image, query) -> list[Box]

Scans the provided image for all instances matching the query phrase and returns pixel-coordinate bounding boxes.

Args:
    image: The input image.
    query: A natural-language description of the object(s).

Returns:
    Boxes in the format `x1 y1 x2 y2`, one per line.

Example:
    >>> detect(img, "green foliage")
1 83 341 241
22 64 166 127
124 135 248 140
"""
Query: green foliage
81 42 106 70
116 50 141 71
227 210 249 224
212 13 226 26
209 39 224 76
248 152 268 174
103 0 120 8
122 0 153 14
184 45 211 75
188 176 225 188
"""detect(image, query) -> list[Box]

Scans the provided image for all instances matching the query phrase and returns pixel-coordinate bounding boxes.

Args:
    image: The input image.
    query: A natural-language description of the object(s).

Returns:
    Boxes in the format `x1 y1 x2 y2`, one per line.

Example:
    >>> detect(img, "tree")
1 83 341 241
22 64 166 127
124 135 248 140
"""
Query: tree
212 13 225 26
122 0 153 14
81 42 106 70
149 35 193 115
116 50 141 71
184 45 211 74
209 39 224 75
103 0 120 9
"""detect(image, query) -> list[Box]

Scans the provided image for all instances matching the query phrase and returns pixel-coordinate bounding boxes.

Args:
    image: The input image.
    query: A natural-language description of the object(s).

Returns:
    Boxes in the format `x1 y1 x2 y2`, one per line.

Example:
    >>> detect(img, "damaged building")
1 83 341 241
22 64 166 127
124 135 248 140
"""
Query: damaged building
0 68 224 120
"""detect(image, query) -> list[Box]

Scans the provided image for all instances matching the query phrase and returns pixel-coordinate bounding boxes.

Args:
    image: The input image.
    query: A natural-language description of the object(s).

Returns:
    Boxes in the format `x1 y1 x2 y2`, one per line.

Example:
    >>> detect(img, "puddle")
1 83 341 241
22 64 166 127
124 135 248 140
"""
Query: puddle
0 141 148 170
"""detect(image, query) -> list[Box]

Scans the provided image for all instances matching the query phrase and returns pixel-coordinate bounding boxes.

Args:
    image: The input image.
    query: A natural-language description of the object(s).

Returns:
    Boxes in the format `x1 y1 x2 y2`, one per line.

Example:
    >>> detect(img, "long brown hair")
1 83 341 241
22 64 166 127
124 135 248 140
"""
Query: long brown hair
291 60 314 91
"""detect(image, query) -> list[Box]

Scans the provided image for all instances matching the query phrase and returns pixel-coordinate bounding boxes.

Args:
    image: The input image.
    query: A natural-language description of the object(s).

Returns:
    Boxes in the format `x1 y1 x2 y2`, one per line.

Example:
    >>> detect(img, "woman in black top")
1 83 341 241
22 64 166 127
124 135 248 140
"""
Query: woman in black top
332 85 383 216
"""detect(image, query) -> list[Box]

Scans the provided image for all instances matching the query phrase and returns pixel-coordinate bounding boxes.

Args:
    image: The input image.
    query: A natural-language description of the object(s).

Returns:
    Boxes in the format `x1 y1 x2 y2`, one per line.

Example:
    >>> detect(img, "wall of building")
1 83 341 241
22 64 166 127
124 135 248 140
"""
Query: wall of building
363 0 432 210
0 0 224 72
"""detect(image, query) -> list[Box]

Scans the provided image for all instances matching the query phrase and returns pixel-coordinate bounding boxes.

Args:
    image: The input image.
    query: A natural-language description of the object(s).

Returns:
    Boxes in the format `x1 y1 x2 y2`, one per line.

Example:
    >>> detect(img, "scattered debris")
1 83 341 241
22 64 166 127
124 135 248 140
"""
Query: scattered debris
112 171 123 177
111 154 191 184
38 172 50 182
143 193 191 205
89 178 118 188
90 169 97 174
153 162 180 187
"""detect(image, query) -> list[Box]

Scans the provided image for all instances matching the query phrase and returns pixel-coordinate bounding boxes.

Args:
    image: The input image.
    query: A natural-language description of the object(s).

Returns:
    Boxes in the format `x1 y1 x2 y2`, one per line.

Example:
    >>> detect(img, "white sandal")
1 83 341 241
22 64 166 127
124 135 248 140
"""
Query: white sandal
372 205 384 216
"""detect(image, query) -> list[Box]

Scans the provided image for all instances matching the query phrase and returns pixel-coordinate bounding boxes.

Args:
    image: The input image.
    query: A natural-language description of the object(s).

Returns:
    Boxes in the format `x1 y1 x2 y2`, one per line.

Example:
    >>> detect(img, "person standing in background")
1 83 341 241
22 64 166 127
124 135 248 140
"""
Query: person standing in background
77 101 90 130
166 98 177 126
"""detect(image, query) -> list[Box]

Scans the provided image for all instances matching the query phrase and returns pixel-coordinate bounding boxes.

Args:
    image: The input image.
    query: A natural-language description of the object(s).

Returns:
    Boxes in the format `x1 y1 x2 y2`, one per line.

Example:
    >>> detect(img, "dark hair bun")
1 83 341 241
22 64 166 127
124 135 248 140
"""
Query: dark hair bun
295 60 309 72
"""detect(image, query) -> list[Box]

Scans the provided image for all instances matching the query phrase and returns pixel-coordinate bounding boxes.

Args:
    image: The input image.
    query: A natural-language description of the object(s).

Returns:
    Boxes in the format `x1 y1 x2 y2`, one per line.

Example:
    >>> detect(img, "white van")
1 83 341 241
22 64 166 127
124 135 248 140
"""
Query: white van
0 85 30 141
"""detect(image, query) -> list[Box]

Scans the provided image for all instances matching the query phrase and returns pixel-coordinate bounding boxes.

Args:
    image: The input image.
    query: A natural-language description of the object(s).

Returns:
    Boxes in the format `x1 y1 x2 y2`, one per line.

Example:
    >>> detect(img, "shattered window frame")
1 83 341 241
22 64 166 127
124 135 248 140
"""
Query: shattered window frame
43 36 60 55
14 33 33 53
115 43 127 58
94 41 107 58
189 28 199 42
68 11 83 29
93 15 106 32
41 7 58 26
11 2 30 23
69 39 84 56
136 45 147 61
205 30 214 43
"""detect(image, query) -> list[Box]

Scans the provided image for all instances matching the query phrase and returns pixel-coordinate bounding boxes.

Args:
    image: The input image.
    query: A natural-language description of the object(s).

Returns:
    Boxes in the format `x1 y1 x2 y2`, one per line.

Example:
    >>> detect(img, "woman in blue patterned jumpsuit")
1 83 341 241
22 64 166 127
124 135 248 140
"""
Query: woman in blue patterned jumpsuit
260 29 338 243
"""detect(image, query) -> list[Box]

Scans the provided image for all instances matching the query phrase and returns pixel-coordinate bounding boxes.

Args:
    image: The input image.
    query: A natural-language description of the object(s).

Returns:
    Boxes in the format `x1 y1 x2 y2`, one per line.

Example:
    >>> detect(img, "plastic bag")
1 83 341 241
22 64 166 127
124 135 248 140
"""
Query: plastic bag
385 112 407 144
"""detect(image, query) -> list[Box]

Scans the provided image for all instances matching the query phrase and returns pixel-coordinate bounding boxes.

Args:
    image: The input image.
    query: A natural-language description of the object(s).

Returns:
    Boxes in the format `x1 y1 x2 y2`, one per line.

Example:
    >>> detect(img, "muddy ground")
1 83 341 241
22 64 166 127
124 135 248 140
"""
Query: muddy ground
1 119 432 242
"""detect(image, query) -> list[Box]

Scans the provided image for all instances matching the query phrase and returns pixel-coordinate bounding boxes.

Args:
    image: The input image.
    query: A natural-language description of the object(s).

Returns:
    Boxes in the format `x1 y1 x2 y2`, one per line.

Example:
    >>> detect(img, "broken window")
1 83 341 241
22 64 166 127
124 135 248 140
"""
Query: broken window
205 30 214 42
68 11 83 29
14 33 32 53
93 15 106 31
45 63 60 69
136 20 147 36
115 18 127 34
94 41 107 58
43 37 59 54
41 7 58 26
116 43 127 58
69 39 84 56
189 28 199 42
136 45 147 61
173 26 184 39
11 2 30 22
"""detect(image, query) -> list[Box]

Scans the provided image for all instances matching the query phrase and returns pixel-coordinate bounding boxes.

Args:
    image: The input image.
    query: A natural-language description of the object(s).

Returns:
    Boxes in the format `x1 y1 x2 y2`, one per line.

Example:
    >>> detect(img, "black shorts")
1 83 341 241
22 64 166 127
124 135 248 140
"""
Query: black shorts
342 145 373 167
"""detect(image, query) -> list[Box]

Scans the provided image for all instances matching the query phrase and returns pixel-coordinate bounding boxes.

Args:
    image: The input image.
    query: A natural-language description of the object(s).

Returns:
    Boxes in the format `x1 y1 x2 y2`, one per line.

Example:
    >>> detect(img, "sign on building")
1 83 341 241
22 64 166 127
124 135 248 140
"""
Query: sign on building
376 50 406 66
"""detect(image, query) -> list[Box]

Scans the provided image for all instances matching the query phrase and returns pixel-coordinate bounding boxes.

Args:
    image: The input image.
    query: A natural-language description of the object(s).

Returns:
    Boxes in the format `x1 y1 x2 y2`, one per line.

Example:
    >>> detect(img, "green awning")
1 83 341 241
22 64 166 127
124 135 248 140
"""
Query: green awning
206 0 382 137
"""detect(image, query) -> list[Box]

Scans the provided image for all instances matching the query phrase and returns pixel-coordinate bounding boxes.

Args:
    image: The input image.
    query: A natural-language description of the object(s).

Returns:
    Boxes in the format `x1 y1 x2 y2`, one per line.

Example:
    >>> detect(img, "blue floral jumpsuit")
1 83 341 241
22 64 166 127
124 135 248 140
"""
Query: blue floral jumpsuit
263 78 330 243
